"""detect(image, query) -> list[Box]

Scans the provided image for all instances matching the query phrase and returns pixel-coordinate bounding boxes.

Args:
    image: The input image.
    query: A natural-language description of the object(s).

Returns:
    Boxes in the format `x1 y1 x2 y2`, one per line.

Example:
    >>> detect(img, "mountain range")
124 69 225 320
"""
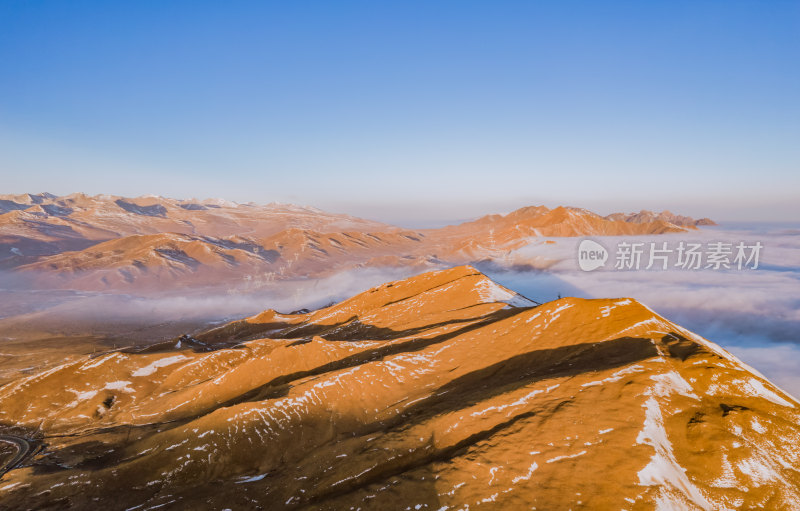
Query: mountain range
0 193 715 291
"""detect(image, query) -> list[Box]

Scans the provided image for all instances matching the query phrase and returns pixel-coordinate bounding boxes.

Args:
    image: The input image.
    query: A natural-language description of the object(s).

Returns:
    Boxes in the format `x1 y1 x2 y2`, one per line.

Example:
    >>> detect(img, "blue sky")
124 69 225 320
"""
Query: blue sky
1 1 798 225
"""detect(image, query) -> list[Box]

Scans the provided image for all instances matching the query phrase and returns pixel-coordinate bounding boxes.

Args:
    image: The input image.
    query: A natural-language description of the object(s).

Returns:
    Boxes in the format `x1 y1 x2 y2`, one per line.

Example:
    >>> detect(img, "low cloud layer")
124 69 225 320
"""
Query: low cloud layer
485 223 800 397
0 266 427 342
117 265 425 320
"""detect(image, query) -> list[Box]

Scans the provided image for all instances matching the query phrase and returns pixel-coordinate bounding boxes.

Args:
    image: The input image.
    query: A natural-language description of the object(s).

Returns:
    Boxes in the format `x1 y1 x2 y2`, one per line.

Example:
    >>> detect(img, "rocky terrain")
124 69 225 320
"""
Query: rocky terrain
0 266 796 510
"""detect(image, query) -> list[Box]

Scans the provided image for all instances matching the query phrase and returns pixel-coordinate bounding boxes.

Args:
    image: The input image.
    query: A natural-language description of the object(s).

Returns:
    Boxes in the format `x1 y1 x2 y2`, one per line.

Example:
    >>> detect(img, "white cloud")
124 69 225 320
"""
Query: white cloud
483 223 800 398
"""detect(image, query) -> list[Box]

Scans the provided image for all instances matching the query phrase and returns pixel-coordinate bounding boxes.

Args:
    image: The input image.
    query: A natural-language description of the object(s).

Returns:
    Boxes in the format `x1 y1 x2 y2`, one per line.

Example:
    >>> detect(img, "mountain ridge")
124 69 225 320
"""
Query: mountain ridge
0 266 797 510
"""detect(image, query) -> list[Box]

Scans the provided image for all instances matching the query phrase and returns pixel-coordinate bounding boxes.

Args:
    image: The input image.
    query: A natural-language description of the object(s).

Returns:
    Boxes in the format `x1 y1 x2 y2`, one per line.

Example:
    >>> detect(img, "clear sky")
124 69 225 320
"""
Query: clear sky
1 1 798 225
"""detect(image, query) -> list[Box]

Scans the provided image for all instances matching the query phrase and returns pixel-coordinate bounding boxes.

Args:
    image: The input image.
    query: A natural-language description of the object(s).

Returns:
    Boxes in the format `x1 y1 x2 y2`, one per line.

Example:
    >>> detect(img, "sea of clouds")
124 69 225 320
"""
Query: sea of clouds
481 222 800 397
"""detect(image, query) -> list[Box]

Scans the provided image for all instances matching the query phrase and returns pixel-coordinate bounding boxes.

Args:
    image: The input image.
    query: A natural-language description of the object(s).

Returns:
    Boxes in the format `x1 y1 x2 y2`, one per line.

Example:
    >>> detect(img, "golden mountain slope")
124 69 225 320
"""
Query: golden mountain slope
0 193 390 268
14 229 432 290
0 267 797 510
605 209 717 227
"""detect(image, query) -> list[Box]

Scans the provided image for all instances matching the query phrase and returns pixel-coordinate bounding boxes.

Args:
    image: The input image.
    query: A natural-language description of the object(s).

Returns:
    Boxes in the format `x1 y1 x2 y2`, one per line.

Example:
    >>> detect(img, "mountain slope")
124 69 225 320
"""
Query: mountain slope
606 209 717 227
0 193 391 266
0 266 797 510
14 228 433 290
427 205 694 261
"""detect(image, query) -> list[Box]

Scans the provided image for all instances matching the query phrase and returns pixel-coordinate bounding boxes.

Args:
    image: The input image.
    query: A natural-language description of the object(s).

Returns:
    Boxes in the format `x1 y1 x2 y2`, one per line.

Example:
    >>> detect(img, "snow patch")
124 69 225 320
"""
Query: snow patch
104 380 134 393
546 451 586 464
235 473 267 484
708 377 795 408
132 355 188 377
710 452 737 488
511 462 539 483
744 379 795 408
636 396 710 509
737 457 778 487
66 389 98 407
475 278 536 307
649 371 699 400
581 365 645 387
